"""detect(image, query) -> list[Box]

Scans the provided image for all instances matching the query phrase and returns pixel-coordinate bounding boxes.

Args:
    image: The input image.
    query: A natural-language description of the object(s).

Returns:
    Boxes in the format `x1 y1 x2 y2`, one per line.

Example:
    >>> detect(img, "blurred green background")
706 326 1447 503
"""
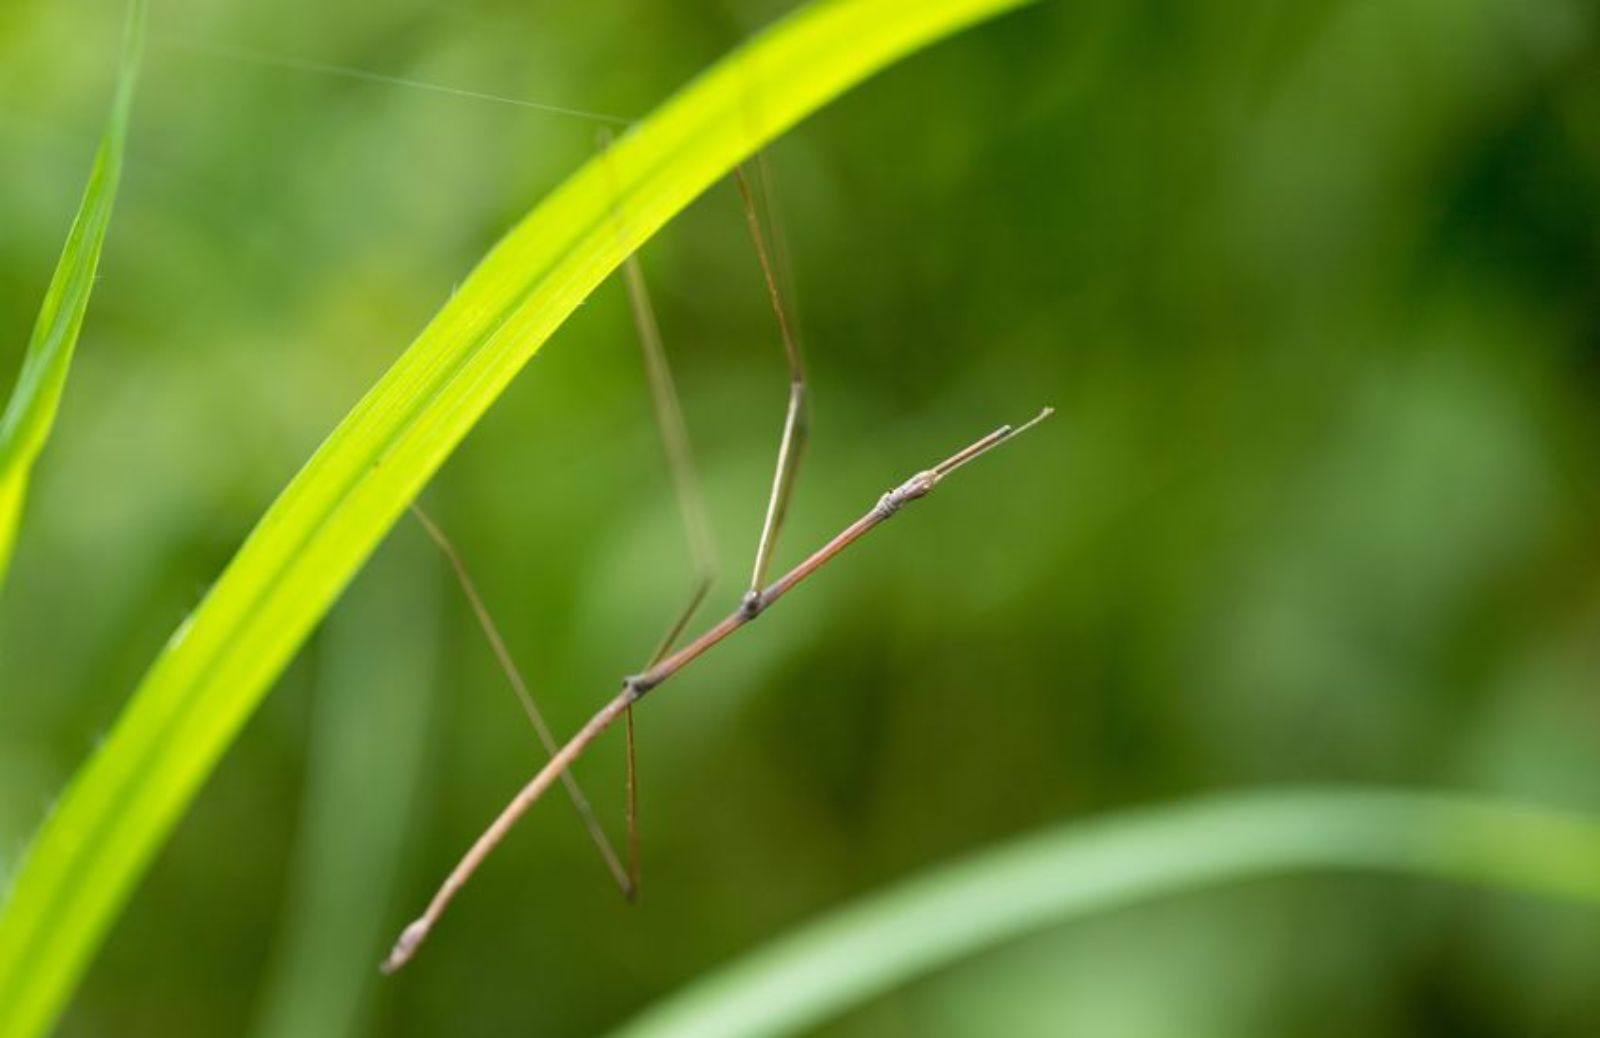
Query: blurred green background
4 0 1600 1034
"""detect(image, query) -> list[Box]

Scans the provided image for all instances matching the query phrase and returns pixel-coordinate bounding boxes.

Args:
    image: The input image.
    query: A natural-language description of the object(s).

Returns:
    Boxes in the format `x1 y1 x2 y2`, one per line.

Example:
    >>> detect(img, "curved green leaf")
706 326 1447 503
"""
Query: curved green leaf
0 1 1035 1035
0 0 146 588
608 788 1600 1038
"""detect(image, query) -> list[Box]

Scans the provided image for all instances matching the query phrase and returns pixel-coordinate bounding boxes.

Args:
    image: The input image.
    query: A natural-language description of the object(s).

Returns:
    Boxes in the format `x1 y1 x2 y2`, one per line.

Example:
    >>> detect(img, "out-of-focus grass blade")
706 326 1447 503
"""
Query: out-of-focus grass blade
0 1 1036 1036
251 537 439 1038
608 789 1600 1038
0 0 146 589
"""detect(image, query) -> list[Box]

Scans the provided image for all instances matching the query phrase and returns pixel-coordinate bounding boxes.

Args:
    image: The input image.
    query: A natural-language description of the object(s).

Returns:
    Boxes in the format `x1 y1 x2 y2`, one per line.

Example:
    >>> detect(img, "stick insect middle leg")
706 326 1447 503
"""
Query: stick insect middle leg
616 250 718 897
613 158 813 891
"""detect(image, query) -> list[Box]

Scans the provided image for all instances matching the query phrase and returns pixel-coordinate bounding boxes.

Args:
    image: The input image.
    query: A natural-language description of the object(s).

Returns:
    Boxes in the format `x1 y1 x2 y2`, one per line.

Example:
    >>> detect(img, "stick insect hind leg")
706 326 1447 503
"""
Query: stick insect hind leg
406 503 636 898
403 233 723 911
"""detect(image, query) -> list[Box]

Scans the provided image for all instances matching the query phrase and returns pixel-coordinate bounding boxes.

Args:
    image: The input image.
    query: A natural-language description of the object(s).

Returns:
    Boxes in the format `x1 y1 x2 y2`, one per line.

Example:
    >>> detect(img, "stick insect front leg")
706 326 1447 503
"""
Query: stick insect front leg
734 164 808 618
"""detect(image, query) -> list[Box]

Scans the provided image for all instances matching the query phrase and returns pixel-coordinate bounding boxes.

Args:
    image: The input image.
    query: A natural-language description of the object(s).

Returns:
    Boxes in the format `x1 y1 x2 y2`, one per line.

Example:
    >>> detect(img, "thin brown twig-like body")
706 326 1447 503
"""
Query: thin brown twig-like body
381 407 1052 974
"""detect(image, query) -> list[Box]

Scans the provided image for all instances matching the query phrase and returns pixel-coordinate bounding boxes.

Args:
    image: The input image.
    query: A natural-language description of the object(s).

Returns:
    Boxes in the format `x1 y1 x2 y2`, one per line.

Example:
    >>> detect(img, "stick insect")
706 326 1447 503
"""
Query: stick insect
383 154 1050 973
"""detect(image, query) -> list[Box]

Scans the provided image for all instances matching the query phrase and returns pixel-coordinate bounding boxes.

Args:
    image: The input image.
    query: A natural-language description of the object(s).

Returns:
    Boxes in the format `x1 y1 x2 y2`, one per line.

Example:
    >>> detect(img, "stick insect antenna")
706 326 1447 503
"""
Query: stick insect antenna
382 408 1053 974
408 504 634 898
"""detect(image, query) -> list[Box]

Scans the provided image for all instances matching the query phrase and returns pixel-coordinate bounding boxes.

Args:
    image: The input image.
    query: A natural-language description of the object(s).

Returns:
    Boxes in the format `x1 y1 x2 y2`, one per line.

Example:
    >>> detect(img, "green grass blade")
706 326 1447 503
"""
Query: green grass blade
608 788 1600 1038
0 0 146 589
0 1 1035 1035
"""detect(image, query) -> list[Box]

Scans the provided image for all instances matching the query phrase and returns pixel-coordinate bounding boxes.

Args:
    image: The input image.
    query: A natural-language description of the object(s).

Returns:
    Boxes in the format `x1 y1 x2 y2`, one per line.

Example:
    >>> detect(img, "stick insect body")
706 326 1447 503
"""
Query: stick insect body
384 160 1049 973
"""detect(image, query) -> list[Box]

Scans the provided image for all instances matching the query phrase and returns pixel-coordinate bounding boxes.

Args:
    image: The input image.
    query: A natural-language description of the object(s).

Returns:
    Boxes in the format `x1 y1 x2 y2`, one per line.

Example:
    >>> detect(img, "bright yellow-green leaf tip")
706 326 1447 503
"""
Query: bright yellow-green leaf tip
0 470 26 587
0 1 1035 1035
0 0 145 591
